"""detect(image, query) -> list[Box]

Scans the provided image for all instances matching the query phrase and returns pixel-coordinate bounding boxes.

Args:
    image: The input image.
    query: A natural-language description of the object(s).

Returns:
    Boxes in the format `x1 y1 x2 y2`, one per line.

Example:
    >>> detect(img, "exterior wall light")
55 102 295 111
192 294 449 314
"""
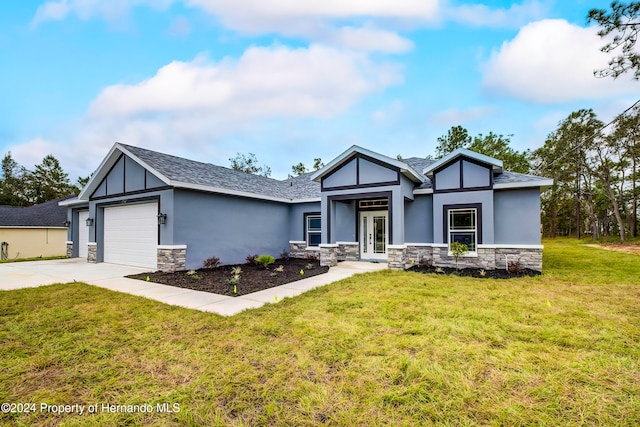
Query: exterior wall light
63 220 71 227
157 213 167 225
85 217 94 226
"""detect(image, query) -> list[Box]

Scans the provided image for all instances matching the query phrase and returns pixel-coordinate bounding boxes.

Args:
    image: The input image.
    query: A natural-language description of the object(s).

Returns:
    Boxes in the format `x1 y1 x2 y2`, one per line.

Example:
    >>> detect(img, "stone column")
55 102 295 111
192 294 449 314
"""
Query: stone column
87 243 97 263
66 241 73 258
157 245 187 272
319 244 338 267
387 245 406 270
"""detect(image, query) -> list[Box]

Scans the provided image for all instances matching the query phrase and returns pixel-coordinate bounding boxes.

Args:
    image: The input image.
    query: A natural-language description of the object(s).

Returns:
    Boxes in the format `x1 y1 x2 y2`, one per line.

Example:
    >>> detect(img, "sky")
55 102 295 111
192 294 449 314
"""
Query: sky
2 0 640 181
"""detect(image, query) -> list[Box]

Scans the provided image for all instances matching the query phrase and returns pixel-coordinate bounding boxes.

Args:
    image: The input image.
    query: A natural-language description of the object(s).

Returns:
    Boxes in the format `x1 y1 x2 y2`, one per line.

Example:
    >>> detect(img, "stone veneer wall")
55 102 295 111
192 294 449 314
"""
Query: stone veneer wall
157 246 187 273
336 242 359 261
319 244 338 267
389 244 543 272
289 241 308 259
87 243 97 263
66 241 73 258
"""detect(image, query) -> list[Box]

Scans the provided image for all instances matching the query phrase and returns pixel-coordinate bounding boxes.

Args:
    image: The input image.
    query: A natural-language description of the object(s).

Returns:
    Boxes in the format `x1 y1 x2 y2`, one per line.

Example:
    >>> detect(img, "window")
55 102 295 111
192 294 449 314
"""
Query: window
448 208 477 252
306 214 321 247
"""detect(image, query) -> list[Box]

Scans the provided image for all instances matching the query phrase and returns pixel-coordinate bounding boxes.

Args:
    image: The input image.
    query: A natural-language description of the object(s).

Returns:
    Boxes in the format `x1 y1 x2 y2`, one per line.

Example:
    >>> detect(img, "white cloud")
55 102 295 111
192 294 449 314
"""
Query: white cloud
448 0 547 29
371 100 404 123
167 16 191 37
32 0 174 26
482 19 640 104
10 44 403 178
430 106 495 126
89 45 402 118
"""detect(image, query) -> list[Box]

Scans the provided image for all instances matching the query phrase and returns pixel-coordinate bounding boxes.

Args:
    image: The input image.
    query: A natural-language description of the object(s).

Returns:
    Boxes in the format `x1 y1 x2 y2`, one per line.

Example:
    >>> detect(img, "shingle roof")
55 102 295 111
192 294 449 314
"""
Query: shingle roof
121 144 321 200
0 196 72 227
116 144 550 200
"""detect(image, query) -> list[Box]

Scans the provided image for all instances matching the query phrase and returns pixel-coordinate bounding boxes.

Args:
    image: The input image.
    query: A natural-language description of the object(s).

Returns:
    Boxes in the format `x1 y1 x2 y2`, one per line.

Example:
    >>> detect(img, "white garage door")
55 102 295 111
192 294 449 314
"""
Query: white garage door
78 211 89 258
103 202 158 269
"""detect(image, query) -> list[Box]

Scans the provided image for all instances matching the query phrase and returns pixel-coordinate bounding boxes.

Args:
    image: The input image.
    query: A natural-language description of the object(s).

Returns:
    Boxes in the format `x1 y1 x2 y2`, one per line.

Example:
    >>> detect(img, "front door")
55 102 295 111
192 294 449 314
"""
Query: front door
360 210 388 261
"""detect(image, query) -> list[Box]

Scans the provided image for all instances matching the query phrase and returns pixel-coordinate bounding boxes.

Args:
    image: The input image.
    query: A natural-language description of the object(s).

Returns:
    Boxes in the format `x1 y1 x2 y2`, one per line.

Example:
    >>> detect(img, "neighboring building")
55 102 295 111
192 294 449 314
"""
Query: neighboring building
61 143 552 272
0 197 71 260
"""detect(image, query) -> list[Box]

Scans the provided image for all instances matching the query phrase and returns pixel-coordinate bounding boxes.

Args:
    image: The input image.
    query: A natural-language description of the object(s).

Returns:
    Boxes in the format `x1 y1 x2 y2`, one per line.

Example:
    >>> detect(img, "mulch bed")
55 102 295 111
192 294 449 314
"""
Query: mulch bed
128 258 329 297
407 265 541 279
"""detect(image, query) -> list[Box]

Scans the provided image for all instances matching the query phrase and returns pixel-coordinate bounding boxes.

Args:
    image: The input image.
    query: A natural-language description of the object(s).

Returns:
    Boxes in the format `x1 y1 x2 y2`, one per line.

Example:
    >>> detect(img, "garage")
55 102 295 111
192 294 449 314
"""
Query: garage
78 211 89 258
103 202 158 269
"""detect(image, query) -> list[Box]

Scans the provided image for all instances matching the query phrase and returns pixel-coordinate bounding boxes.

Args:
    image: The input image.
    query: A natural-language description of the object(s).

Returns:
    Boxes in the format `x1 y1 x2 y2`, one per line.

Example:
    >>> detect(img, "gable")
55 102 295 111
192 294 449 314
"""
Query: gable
91 154 167 199
433 158 492 192
321 154 400 191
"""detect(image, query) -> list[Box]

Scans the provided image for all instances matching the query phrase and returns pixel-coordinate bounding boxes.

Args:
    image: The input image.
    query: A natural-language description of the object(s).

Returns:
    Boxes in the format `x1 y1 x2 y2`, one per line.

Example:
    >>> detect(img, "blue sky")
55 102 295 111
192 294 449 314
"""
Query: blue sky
2 0 639 180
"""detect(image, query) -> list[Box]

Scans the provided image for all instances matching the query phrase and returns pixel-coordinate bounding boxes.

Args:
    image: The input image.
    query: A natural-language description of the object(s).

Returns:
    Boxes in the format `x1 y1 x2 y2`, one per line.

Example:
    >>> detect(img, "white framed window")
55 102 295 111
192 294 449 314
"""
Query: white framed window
305 214 321 247
448 208 477 253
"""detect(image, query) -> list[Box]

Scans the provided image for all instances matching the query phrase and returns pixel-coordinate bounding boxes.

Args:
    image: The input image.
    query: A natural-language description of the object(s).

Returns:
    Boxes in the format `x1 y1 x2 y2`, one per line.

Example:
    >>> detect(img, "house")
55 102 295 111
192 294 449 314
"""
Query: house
0 197 71 260
61 143 552 272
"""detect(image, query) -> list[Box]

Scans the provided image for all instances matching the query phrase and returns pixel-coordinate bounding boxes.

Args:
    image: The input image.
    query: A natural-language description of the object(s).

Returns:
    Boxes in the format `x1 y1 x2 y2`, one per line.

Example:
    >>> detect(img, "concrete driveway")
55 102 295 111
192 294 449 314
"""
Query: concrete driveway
0 258 387 316
0 258 148 290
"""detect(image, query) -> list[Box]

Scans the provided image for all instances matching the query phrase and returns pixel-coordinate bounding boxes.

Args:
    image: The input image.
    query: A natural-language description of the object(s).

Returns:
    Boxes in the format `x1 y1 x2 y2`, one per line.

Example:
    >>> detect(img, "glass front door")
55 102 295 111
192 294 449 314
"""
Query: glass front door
360 210 388 261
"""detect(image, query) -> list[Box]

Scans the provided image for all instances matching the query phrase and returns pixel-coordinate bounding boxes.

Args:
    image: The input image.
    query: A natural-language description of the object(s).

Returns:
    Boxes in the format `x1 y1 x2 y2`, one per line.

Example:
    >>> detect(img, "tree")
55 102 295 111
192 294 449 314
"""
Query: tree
28 155 76 204
435 125 471 158
312 158 324 171
0 152 30 206
229 153 271 177
290 162 307 177
435 126 531 173
533 110 603 239
588 1 640 79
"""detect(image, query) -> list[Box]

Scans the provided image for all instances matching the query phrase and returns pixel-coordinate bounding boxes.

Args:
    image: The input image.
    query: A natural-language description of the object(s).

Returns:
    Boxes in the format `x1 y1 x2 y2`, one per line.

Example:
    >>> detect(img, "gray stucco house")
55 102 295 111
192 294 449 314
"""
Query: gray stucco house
61 143 552 272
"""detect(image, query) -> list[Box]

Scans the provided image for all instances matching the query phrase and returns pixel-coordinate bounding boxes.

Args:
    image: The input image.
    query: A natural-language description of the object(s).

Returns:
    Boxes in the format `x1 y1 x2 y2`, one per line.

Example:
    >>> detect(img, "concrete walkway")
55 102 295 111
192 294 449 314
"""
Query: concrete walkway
0 259 387 316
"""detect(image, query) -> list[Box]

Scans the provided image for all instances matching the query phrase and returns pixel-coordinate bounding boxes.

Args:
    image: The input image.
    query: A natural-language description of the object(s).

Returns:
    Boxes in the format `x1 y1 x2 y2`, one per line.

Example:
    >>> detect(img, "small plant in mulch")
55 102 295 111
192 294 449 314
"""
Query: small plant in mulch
408 264 541 279
229 267 242 295
449 242 469 271
507 257 524 274
246 254 259 265
255 254 275 269
187 270 202 280
271 265 284 277
203 256 221 269
305 263 314 270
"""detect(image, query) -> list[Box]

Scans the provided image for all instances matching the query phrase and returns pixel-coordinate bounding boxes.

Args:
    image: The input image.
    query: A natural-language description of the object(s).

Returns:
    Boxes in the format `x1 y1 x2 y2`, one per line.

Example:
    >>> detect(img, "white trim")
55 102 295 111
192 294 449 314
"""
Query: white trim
66 241 73 244
289 241 307 244
413 188 434 195
493 179 554 190
157 245 187 250
448 251 478 258
87 242 97 246
478 244 544 249
0 226 67 230
336 241 358 245
387 244 406 249
431 244 449 248
58 198 88 207
404 243 433 247
319 244 339 248
291 198 321 203
305 247 321 251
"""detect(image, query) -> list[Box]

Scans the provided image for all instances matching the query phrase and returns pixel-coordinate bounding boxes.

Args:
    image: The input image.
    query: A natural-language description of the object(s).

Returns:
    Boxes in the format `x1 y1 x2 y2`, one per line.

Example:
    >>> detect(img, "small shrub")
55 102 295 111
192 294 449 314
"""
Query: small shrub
279 250 290 261
479 269 487 277
449 242 469 271
187 270 202 280
507 257 524 274
275 265 284 273
305 252 319 261
418 257 432 268
246 254 259 265
256 254 275 269
435 267 444 274
305 263 314 270
203 256 220 269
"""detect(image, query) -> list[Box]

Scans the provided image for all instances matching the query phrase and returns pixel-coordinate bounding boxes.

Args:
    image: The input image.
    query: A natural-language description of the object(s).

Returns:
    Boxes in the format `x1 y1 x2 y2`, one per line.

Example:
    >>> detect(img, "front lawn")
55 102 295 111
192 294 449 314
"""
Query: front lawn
0 239 638 425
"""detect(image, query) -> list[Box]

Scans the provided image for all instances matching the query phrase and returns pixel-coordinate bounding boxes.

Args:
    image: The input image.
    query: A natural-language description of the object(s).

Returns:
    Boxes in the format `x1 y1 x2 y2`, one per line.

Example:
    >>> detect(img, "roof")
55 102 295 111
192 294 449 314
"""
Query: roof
0 196 73 227
76 143 552 203
78 143 321 203
423 148 503 175
310 145 425 183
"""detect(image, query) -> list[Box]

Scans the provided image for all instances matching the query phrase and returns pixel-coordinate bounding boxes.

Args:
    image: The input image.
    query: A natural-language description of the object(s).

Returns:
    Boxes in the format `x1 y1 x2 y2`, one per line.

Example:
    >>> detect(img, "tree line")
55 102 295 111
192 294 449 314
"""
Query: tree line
0 153 88 207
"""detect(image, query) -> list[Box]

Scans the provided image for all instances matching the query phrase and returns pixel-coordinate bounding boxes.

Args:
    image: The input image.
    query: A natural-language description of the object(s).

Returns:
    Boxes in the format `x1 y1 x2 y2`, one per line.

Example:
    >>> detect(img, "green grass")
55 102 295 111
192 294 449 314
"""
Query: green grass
0 239 638 426
0 255 67 264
